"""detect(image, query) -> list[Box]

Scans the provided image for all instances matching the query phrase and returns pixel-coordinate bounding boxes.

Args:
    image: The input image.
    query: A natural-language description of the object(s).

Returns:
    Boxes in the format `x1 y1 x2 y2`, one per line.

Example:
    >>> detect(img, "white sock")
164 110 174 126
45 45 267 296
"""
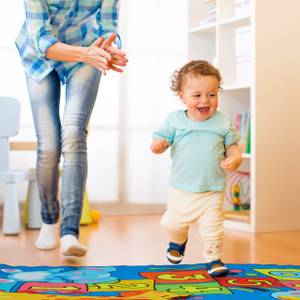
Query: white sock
60 234 87 257
35 223 57 250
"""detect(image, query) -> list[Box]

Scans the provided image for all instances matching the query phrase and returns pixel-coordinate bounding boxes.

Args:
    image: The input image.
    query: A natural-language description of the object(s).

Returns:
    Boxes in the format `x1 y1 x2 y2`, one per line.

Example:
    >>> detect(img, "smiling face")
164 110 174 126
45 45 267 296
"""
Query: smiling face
179 74 219 122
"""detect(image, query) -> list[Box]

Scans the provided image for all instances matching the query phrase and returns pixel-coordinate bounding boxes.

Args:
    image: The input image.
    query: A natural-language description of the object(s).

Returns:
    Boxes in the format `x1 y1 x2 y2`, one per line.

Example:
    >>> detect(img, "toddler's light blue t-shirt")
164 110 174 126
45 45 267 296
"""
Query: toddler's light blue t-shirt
153 110 240 193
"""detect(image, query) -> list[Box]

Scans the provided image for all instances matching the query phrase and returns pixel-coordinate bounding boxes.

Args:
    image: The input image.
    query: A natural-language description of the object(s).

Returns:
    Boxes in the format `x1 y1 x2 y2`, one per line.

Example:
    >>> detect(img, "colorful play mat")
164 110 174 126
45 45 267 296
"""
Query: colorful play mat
0 263 299 299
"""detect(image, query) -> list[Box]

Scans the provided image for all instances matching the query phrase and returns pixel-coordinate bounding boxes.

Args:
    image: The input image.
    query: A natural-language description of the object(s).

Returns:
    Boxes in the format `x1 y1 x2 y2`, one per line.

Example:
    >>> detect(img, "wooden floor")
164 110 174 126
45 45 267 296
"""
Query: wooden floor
0 214 300 266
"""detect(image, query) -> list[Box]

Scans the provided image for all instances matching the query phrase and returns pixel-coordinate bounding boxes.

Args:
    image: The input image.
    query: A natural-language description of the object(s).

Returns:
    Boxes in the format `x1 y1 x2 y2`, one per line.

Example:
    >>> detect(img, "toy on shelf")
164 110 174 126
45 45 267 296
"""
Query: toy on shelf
225 171 250 211
232 184 241 211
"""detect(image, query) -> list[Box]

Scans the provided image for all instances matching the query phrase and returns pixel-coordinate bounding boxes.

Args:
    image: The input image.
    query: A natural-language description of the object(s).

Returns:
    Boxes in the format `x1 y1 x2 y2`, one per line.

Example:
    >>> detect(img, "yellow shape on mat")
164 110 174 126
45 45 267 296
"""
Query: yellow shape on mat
89 279 154 292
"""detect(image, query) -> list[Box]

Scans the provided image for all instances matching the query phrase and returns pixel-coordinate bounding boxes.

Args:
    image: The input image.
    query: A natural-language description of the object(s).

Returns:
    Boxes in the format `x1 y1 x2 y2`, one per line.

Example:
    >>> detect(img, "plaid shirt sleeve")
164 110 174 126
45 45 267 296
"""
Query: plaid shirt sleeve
100 0 122 48
24 0 58 57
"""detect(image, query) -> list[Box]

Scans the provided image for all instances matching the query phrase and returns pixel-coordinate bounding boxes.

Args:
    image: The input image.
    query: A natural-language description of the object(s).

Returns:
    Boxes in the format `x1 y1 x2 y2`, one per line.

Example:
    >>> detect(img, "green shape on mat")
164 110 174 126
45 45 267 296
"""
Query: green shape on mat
156 281 231 295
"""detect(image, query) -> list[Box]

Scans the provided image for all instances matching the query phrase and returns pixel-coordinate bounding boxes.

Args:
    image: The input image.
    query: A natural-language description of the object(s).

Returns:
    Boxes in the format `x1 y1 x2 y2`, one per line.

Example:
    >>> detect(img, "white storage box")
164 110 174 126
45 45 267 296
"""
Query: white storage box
235 0 250 18
236 55 251 84
235 26 251 57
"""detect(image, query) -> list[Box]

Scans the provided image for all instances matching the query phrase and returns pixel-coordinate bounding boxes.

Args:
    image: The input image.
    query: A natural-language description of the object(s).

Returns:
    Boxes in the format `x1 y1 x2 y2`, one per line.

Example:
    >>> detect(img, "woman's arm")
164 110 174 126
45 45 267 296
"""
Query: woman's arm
24 0 57 57
46 34 127 74
46 38 113 74
98 0 128 72
100 0 121 46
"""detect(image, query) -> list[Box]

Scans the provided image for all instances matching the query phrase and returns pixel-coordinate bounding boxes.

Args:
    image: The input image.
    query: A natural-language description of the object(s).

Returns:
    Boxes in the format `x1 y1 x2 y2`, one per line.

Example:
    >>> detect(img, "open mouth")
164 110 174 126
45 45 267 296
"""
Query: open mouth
198 107 210 114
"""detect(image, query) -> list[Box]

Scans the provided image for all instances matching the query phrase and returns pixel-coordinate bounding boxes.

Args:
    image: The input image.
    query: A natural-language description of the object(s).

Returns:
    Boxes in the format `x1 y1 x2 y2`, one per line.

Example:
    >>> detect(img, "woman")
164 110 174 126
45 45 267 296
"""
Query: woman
16 0 127 257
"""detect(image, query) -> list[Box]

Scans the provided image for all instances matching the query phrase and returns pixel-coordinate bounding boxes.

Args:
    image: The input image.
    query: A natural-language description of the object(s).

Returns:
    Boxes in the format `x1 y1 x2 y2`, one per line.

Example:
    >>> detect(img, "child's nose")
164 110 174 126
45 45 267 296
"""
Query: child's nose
200 96 209 103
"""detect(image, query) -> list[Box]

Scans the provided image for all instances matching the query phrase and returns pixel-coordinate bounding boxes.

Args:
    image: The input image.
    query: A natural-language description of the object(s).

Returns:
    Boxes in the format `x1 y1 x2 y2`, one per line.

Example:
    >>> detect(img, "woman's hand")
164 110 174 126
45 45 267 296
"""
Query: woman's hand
84 37 112 74
101 33 128 72
45 34 127 75
85 34 127 74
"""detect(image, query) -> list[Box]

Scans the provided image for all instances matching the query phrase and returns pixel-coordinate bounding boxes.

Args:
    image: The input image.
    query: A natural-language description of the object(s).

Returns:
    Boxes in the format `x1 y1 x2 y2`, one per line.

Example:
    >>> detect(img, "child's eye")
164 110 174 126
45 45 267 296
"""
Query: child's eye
193 94 200 98
208 93 216 98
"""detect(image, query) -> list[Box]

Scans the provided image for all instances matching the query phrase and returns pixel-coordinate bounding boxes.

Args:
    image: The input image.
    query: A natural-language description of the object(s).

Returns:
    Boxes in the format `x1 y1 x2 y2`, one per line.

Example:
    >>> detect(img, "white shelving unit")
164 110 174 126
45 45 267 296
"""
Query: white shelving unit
188 0 253 231
187 0 300 233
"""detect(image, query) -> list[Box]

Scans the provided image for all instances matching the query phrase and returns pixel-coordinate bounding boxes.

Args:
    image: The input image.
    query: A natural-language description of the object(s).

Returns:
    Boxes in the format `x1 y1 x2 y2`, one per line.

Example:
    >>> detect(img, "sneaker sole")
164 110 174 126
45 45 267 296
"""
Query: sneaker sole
208 267 229 277
166 253 183 264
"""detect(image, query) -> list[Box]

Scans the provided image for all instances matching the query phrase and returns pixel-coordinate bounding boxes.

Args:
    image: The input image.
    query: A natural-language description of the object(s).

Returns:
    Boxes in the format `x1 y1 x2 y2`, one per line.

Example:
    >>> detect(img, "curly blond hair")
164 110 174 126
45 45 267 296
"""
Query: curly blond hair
170 60 222 94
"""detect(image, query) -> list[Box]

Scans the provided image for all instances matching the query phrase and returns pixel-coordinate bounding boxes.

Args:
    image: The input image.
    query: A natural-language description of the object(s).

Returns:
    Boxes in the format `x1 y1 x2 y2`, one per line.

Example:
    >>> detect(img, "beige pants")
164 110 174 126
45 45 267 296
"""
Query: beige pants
161 187 224 262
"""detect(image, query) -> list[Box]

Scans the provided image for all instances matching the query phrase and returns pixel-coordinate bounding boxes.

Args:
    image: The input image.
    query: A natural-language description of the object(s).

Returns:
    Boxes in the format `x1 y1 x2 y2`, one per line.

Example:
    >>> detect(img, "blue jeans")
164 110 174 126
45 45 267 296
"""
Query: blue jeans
26 65 101 237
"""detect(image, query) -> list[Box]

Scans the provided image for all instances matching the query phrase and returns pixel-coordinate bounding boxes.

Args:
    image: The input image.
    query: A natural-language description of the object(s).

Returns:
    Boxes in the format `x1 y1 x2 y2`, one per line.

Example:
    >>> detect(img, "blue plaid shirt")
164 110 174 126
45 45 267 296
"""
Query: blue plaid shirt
16 0 121 84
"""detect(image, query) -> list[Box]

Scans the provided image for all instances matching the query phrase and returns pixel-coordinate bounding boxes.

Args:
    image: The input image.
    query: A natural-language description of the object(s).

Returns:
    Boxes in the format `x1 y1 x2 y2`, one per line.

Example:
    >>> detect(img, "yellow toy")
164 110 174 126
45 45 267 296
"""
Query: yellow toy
80 190 101 225
232 184 241 211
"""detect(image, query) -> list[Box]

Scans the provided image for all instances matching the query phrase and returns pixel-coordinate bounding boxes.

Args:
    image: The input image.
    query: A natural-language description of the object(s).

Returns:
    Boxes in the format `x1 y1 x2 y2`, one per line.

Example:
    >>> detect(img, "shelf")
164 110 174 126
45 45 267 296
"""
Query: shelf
189 0 253 233
188 22 216 34
10 141 36 151
187 0 300 233
224 210 250 223
222 84 250 91
224 218 253 232
242 153 251 159
188 16 250 34
219 16 250 28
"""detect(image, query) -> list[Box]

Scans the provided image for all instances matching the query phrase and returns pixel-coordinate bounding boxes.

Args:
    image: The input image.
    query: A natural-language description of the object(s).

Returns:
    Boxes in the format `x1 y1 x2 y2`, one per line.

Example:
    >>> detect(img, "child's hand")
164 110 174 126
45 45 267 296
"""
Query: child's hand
220 156 242 173
151 139 170 154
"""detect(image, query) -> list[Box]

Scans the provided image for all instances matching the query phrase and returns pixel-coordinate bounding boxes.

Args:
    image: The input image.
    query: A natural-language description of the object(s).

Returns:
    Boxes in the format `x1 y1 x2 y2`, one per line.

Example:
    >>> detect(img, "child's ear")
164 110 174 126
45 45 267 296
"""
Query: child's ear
179 91 185 104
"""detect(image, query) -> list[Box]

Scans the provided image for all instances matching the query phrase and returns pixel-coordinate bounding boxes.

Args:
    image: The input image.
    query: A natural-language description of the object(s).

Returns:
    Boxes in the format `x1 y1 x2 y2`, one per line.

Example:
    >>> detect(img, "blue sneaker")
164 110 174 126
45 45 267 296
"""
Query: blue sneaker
166 240 187 264
206 259 229 277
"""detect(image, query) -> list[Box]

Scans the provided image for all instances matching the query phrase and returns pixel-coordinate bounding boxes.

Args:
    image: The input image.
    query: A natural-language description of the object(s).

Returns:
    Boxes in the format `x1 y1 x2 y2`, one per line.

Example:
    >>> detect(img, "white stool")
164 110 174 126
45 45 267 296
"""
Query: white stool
0 170 29 234
10 142 42 230
0 97 30 235
24 169 42 229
